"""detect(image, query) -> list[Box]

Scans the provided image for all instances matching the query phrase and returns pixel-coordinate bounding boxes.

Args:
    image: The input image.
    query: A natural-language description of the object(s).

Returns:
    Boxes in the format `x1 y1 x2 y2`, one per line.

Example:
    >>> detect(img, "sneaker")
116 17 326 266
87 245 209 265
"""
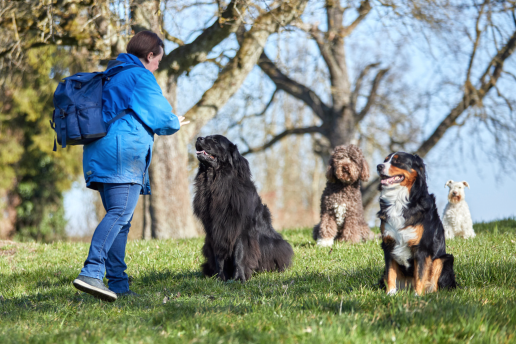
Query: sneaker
73 275 117 302
116 290 140 298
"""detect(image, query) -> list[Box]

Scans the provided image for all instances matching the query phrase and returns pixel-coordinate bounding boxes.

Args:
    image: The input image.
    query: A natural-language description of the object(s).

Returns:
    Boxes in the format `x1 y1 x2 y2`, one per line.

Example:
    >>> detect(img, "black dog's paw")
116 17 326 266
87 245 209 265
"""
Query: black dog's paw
234 271 246 284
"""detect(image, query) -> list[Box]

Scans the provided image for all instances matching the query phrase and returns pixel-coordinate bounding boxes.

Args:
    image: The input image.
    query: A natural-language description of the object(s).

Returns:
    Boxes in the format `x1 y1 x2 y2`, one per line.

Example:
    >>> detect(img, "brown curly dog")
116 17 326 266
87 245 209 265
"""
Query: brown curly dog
313 144 374 246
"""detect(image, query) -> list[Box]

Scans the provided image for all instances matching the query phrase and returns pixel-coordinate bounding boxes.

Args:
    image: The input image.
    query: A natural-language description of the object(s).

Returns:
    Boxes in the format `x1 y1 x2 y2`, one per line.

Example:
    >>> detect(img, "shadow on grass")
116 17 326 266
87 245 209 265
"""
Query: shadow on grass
2 257 516 331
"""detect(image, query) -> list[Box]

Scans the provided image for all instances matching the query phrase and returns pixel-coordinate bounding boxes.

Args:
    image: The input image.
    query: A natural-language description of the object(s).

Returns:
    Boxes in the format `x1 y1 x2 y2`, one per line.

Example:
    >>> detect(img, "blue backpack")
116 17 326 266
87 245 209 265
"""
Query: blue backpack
50 61 140 151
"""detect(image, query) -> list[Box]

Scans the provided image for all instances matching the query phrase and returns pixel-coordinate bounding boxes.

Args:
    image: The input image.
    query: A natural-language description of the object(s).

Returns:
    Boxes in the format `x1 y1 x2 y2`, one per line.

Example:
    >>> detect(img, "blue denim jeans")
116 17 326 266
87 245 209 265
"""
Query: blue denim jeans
79 183 141 293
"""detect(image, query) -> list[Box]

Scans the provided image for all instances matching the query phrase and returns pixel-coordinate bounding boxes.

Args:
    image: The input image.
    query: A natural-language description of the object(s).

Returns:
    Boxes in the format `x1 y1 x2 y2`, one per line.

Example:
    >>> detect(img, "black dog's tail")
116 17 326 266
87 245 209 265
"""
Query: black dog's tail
256 205 294 272
438 253 457 290
258 235 294 272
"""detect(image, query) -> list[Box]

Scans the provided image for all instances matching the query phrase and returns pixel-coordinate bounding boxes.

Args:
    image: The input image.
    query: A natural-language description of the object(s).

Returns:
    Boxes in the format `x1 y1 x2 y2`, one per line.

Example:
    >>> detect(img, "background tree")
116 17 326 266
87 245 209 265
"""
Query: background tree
227 0 516 212
0 0 309 239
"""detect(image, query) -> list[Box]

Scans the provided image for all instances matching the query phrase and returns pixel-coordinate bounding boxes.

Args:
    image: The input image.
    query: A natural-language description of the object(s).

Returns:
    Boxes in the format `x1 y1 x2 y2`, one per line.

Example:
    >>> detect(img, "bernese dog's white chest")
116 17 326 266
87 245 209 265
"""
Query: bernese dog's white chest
381 186 415 267
383 221 417 267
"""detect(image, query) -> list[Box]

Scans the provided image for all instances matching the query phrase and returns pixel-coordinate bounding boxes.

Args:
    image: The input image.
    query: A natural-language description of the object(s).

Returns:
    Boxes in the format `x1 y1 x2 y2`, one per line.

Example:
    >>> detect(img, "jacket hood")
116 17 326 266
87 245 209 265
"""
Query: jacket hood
116 53 145 68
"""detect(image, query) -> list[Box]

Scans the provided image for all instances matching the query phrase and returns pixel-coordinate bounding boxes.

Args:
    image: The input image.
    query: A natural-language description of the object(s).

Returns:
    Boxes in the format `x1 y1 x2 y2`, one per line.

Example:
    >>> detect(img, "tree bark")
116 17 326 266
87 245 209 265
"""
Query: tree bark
149 129 200 239
129 0 199 239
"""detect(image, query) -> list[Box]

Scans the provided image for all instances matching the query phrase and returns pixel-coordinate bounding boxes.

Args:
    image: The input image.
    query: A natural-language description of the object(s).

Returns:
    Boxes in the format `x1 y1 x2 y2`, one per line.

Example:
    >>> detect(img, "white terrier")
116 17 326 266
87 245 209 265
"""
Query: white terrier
442 180 476 239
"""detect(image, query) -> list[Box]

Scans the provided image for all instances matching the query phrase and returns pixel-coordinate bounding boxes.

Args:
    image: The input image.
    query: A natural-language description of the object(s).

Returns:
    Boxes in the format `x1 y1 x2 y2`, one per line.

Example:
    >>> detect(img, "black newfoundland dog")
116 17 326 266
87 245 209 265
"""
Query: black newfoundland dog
193 135 294 282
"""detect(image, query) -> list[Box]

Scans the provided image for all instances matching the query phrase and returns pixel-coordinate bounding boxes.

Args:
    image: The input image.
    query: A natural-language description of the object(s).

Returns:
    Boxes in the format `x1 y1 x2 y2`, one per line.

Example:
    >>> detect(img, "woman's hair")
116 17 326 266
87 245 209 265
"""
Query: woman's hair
127 31 164 62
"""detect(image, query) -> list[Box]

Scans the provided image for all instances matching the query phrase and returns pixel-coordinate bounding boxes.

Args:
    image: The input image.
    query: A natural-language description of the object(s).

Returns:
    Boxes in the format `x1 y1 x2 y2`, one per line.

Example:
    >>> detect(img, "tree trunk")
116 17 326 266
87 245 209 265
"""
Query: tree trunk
0 192 18 239
147 71 200 239
148 130 199 239
131 0 200 239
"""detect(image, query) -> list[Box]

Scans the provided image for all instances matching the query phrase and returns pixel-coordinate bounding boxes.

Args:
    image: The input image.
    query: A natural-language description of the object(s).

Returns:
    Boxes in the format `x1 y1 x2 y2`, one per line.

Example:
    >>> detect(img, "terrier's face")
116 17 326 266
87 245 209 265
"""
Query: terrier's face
445 180 469 204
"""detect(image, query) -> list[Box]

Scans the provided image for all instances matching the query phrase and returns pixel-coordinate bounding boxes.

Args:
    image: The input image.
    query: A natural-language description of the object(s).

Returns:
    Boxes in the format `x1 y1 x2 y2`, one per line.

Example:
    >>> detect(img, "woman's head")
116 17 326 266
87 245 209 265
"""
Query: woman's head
127 31 164 72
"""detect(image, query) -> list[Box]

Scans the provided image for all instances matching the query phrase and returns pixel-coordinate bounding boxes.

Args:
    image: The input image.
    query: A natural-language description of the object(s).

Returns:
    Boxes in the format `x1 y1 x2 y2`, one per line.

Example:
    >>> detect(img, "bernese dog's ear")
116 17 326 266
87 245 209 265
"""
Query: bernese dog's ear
409 154 428 200
325 158 337 183
412 154 427 177
360 157 370 182
462 181 470 189
445 180 454 188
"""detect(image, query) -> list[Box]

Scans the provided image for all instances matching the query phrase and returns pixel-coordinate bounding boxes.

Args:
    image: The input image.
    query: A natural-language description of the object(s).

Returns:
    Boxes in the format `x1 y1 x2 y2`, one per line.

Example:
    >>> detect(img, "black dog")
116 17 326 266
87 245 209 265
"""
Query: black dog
193 135 294 282
377 152 457 295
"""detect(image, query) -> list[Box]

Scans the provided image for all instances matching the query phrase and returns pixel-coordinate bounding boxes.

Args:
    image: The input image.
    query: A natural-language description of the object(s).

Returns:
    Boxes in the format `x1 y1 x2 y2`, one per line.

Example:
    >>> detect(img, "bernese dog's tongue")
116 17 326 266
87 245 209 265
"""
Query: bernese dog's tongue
381 175 403 185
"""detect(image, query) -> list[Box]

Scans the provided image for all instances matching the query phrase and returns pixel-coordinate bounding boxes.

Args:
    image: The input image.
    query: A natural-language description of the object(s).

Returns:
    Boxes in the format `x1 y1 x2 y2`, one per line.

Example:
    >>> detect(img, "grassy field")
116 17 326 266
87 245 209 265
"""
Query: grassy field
1 219 516 343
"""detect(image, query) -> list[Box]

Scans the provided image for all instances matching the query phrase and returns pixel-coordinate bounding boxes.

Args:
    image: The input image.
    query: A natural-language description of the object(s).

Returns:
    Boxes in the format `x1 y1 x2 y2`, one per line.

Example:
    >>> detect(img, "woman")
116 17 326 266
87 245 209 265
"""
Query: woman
72 31 189 302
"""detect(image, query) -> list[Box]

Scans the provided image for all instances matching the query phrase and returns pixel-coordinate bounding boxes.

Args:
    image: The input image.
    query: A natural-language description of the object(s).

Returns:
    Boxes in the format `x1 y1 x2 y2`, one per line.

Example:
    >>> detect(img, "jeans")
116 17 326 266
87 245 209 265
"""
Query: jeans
79 183 141 293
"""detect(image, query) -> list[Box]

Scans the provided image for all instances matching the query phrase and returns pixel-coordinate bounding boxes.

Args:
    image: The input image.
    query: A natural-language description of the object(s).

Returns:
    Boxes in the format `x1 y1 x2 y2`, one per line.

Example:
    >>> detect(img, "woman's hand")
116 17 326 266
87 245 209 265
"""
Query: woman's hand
178 116 190 127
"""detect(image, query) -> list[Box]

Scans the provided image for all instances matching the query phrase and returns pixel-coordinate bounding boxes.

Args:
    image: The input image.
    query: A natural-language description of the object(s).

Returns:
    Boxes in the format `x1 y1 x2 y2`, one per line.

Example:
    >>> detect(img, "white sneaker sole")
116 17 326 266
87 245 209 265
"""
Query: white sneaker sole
73 279 117 302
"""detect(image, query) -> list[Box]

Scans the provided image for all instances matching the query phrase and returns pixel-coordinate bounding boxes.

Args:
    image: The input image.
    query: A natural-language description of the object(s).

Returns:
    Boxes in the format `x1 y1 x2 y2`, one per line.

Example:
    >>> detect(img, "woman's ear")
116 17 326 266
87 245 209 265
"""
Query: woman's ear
325 159 336 183
360 157 370 182
146 51 154 63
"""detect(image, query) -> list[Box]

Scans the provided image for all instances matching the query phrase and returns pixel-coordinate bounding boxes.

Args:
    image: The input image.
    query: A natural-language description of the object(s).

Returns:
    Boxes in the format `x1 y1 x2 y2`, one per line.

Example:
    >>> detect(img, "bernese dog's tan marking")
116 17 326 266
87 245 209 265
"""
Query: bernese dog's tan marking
377 152 457 296
389 166 418 193
414 256 432 295
407 224 424 246
386 260 414 293
427 258 444 292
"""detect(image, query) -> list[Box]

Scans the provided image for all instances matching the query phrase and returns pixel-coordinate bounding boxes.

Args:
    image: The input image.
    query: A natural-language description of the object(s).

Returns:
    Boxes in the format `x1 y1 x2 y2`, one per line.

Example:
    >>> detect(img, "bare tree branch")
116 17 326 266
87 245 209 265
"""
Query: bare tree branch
163 28 185 46
241 125 323 155
340 0 372 37
160 0 244 75
310 27 343 85
362 26 516 208
183 0 309 139
416 27 516 158
228 89 278 130
351 62 379 107
356 67 389 122
466 1 486 82
258 52 331 120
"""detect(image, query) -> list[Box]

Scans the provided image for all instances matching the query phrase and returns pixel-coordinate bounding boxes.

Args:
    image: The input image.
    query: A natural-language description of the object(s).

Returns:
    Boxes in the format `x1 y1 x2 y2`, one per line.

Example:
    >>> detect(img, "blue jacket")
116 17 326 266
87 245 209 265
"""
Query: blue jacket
83 53 180 194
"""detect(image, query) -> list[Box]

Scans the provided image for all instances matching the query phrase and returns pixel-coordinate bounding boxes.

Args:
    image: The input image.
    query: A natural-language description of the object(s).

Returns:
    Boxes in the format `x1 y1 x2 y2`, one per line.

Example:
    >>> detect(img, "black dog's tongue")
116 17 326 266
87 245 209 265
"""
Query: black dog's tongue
196 150 215 159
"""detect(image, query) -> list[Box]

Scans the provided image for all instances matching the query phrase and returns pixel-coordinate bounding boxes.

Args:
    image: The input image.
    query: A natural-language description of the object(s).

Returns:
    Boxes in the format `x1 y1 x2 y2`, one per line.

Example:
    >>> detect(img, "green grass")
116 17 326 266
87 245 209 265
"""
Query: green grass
1 219 516 343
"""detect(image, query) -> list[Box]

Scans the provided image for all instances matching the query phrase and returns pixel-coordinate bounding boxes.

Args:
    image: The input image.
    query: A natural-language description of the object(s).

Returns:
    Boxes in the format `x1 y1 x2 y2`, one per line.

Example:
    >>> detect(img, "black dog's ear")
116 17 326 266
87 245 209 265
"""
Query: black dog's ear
229 143 240 167
229 143 251 177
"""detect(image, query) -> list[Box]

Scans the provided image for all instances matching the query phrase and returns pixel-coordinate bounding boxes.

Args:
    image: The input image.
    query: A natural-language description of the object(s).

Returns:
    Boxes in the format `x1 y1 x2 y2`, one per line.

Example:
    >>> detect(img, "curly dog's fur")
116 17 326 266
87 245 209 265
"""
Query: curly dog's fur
193 135 294 282
313 144 374 246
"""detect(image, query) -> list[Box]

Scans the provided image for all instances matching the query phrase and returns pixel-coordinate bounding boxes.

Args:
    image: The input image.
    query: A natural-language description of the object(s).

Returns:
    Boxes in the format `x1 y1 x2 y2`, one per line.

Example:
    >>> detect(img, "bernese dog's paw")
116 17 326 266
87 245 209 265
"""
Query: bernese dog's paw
387 288 397 296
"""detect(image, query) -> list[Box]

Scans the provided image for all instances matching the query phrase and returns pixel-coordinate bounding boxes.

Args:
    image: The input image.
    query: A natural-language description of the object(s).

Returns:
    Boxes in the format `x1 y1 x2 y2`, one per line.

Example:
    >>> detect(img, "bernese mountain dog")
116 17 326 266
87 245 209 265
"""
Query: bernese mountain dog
377 152 457 295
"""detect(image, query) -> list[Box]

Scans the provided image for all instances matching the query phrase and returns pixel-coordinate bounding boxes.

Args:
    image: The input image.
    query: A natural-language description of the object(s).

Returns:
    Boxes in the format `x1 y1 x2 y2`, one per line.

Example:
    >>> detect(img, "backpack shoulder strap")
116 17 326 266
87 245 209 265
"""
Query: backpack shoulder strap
103 62 143 127
106 60 124 69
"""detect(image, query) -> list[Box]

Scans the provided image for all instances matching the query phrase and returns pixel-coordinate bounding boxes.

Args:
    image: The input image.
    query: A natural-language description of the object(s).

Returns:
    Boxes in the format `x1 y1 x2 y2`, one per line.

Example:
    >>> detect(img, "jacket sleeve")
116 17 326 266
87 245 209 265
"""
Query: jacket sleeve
128 70 180 136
